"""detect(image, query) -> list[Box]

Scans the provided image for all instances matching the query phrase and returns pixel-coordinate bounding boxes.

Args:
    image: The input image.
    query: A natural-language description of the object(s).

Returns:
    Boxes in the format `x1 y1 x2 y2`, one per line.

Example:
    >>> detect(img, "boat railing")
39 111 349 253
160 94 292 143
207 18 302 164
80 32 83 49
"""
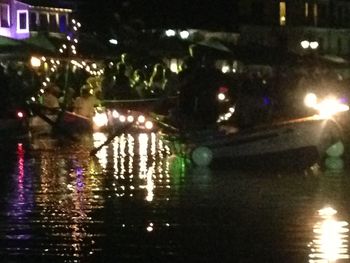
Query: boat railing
101 96 178 112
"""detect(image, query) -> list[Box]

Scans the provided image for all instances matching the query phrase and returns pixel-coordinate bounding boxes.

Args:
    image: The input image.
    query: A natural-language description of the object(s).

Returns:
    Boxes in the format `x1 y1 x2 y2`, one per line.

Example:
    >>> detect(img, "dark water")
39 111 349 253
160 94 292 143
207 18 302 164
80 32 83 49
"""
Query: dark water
0 132 349 263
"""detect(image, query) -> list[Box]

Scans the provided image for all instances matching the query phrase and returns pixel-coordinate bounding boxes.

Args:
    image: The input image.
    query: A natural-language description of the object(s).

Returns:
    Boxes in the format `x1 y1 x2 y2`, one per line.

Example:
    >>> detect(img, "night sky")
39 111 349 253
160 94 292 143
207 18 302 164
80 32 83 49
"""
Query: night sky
77 1 239 33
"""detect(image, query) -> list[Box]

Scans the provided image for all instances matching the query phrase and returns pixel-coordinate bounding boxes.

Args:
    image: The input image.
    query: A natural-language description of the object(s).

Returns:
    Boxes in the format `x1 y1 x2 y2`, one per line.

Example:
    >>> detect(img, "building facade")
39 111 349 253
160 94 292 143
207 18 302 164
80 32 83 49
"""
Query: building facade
237 0 350 57
0 0 73 39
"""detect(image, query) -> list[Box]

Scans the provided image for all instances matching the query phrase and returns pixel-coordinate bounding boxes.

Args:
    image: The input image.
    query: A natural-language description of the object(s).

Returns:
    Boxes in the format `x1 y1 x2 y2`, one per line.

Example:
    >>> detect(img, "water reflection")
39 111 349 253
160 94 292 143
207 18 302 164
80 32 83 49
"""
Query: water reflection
7 131 350 262
309 207 349 262
95 132 172 202
6 132 173 260
307 165 350 263
6 143 34 241
35 144 104 259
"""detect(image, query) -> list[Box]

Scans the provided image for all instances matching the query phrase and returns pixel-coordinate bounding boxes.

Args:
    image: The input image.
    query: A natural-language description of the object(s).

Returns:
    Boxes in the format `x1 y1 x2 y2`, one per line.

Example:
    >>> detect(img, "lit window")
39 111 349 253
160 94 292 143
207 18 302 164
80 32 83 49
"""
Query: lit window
17 10 28 33
305 2 309 18
313 3 318 26
59 15 67 33
0 4 9 28
279 1 286 26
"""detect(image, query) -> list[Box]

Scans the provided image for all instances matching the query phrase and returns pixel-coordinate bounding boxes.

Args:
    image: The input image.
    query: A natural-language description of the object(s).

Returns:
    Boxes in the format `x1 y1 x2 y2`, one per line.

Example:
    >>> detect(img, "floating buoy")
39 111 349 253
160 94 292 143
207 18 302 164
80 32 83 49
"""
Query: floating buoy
325 156 344 171
191 146 213 166
326 141 344 157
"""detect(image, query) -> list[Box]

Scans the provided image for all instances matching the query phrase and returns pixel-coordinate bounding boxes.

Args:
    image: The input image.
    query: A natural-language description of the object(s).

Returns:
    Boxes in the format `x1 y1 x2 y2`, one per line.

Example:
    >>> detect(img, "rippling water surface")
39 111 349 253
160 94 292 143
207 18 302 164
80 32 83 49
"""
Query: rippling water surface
0 132 350 262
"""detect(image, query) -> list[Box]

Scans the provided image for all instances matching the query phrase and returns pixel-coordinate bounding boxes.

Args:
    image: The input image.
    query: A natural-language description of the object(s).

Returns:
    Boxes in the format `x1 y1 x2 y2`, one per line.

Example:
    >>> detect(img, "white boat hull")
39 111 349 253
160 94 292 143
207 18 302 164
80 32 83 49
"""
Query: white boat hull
170 116 344 167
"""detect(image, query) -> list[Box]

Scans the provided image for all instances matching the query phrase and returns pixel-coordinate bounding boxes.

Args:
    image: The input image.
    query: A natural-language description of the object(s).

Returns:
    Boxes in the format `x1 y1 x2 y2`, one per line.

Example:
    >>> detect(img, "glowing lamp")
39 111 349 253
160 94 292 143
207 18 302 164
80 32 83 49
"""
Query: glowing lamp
138 115 145 123
127 115 134 123
170 59 178 73
17 111 24 118
145 121 153 130
93 112 108 127
309 41 319 49
30 56 41 68
109 39 118 45
119 115 126 122
112 110 119 118
165 29 176 37
217 93 226 101
301 40 310 49
304 93 317 108
316 98 349 118
179 30 189 39
221 65 230 73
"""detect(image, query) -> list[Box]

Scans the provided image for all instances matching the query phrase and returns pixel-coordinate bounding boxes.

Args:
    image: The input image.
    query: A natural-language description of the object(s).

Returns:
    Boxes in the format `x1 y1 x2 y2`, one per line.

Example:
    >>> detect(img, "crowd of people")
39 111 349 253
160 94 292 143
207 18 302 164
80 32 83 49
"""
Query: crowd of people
1 47 348 130
101 54 180 100
36 47 229 128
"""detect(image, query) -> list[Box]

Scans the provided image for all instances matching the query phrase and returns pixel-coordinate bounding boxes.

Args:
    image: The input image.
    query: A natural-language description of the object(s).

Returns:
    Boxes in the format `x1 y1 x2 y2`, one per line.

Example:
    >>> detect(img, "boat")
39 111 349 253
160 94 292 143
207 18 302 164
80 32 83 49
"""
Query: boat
28 103 93 138
102 95 178 115
162 115 345 169
26 102 157 152
159 91 350 168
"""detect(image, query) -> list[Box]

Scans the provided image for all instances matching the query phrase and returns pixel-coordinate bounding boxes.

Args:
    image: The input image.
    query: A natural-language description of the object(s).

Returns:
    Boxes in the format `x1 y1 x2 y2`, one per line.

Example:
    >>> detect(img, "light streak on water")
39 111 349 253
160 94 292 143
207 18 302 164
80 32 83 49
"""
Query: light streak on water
309 207 349 262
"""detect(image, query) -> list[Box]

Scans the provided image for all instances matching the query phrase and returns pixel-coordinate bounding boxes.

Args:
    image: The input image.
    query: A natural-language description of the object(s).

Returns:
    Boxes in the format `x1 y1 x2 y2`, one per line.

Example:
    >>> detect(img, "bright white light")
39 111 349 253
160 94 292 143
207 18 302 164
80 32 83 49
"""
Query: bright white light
304 93 318 108
93 112 108 127
179 30 189 39
310 41 319 49
138 115 145 123
109 39 118 45
225 113 232 119
112 110 119 118
119 115 126 122
170 59 178 73
145 121 153 130
30 56 41 68
17 111 24 118
301 40 310 49
127 115 134 123
165 29 176 37
221 65 230 73
315 97 349 118
217 92 226 101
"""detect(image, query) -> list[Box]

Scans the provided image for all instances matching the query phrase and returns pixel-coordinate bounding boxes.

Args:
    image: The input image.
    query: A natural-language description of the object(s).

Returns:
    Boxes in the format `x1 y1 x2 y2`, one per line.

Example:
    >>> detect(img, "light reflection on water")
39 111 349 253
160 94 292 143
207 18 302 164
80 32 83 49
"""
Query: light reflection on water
308 171 350 263
0 133 350 262
309 207 349 262
93 132 171 201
